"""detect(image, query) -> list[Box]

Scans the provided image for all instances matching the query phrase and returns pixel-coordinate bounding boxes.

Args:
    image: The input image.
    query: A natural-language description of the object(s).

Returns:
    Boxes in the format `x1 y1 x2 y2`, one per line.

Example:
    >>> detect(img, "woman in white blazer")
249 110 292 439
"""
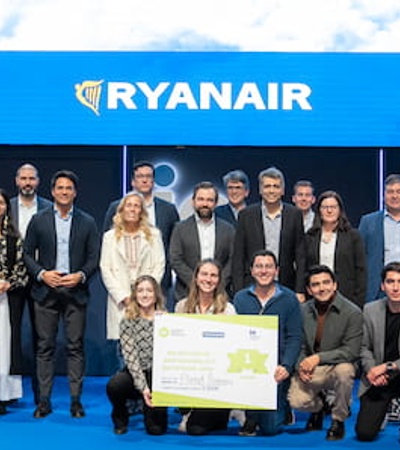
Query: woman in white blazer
100 191 165 340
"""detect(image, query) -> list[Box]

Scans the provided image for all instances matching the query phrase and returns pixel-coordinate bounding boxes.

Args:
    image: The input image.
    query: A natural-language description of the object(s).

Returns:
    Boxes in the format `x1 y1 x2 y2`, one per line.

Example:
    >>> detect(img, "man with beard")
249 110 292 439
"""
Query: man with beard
169 181 235 301
10 163 52 403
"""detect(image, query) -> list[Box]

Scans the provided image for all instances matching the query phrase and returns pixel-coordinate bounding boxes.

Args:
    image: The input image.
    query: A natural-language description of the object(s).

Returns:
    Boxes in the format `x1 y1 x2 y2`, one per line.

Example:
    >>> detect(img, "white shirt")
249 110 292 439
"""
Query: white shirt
18 195 38 238
196 215 216 260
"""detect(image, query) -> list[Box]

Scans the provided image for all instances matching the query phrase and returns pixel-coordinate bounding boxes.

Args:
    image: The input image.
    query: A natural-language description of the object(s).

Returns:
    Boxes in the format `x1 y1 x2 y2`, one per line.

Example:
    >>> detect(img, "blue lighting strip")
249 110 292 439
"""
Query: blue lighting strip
122 145 128 196
379 148 384 211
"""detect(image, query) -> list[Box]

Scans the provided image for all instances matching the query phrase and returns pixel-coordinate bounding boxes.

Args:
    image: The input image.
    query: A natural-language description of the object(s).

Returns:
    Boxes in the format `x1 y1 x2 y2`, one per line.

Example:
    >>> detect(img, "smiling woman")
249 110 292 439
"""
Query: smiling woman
100 191 165 342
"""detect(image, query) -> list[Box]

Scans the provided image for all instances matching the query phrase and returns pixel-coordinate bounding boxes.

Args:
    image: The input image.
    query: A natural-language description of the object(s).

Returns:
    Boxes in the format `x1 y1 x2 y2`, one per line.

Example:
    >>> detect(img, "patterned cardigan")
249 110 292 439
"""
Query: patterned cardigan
120 317 154 392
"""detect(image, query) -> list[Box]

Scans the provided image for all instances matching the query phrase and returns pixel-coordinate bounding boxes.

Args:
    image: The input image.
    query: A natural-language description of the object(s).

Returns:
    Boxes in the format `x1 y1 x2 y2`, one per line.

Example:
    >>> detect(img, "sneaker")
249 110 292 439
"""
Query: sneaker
178 412 190 433
229 409 246 426
284 409 296 425
387 397 400 422
239 419 257 437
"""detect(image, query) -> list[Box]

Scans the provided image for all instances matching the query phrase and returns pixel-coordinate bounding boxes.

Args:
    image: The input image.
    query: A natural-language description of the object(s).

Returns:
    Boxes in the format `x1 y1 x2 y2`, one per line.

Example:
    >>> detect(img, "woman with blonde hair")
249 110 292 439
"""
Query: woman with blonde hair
106 275 168 435
175 258 235 435
100 191 165 342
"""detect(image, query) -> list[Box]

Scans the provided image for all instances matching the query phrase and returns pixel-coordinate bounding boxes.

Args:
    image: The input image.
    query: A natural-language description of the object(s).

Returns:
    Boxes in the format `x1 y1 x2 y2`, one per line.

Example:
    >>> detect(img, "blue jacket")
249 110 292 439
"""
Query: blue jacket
358 210 384 302
233 284 302 373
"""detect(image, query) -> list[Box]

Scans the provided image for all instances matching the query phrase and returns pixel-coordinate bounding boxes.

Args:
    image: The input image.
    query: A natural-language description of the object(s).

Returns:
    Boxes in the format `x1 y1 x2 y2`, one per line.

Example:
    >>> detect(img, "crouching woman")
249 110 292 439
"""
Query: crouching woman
106 275 167 435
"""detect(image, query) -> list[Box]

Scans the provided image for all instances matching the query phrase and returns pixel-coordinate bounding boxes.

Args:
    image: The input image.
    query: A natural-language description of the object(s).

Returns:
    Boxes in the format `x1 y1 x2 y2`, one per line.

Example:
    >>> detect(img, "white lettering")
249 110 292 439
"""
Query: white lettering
136 82 170 109
165 82 198 109
107 82 137 109
200 83 232 109
282 83 312 110
233 83 266 110
267 83 279 110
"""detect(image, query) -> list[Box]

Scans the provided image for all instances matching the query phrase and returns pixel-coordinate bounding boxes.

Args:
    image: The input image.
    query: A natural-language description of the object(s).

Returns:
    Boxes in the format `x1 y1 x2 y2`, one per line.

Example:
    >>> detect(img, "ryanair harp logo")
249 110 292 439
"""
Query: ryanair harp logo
75 80 104 116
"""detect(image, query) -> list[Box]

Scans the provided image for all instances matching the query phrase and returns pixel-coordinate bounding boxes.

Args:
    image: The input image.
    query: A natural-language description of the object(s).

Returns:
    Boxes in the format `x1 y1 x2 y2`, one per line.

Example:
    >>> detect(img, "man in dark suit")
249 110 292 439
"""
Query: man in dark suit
232 167 306 300
215 169 250 227
24 170 100 419
170 181 235 301
103 161 179 309
10 163 52 404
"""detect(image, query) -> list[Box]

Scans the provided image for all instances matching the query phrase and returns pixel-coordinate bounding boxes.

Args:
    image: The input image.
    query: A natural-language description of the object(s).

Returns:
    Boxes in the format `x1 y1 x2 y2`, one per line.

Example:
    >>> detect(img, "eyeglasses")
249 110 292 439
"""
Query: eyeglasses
135 174 154 180
320 205 339 210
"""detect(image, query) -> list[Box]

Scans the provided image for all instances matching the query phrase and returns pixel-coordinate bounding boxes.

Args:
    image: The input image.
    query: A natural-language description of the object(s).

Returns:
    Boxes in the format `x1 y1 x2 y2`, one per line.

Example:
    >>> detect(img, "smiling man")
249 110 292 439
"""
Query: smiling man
233 250 302 436
288 265 363 441
356 262 400 441
24 170 100 420
215 169 250 227
232 167 306 301
169 181 235 301
292 180 316 232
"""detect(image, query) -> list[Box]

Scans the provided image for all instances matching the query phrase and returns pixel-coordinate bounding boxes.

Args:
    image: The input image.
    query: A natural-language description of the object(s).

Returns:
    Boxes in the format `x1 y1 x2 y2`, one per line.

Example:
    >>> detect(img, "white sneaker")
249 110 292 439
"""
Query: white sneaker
178 413 190 433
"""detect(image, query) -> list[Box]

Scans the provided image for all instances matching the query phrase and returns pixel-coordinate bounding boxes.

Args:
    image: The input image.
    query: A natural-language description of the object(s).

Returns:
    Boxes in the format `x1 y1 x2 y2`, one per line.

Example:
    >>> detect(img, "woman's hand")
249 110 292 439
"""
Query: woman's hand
143 388 153 407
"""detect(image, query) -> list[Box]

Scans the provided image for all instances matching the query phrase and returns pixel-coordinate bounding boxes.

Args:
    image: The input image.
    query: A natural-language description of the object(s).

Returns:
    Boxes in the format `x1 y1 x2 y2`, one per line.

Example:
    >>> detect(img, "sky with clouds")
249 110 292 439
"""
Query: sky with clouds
1 0 400 52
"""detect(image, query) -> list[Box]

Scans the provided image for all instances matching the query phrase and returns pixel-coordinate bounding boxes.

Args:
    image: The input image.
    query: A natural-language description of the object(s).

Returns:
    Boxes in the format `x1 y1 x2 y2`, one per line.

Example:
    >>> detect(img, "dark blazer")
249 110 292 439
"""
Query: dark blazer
358 210 384 303
103 195 179 290
305 228 367 308
215 204 237 227
169 215 235 300
10 195 52 230
232 202 306 293
23 206 100 304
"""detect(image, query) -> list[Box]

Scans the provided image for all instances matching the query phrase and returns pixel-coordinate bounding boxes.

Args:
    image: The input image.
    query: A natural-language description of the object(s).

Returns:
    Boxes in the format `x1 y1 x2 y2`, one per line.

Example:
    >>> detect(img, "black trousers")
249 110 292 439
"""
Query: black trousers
34 290 86 399
106 368 168 435
355 375 400 441
186 408 230 435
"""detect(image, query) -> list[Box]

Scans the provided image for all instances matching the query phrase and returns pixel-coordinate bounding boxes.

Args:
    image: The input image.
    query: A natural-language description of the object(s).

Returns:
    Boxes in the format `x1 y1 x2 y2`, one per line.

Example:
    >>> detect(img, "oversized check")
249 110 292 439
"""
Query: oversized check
152 313 278 410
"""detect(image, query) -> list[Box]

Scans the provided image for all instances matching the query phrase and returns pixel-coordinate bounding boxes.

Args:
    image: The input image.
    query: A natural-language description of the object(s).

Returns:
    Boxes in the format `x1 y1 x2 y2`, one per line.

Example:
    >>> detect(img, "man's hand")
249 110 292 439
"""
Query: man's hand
58 272 82 288
367 363 389 386
298 355 320 382
42 270 65 288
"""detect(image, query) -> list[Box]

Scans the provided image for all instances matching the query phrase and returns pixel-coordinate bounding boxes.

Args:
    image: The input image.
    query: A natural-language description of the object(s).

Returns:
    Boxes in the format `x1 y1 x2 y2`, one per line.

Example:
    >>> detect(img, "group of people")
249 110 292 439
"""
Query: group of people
1 160 400 443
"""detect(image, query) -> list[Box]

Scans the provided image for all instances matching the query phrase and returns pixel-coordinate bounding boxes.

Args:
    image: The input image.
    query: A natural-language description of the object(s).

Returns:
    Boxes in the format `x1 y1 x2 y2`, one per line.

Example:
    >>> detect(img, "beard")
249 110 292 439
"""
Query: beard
195 207 213 220
19 186 36 197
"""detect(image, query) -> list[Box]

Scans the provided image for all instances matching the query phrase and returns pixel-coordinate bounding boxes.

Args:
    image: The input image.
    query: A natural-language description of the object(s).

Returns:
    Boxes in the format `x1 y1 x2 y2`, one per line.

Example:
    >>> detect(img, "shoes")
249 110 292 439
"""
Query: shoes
178 413 190 433
305 411 324 431
114 425 128 435
284 409 296 425
33 400 52 419
70 401 85 418
239 418 258 437
326 420 345 441
386 397 400 422
0 402 7 415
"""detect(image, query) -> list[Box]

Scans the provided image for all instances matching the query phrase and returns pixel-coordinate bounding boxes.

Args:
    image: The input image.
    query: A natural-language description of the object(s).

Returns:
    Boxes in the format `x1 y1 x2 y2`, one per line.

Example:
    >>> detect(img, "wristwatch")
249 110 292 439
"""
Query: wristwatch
386 362 397 373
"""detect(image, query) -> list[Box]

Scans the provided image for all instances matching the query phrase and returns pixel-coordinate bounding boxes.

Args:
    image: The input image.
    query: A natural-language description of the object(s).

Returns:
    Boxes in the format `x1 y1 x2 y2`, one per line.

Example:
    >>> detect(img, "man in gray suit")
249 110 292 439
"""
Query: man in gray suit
170 181 235 301
10 163 52 404
356 261 400 441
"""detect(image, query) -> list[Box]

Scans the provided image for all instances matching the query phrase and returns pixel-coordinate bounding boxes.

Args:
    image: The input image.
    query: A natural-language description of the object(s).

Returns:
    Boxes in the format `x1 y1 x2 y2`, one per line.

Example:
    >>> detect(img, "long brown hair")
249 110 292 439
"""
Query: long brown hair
125 275 165 319
183 259 228 314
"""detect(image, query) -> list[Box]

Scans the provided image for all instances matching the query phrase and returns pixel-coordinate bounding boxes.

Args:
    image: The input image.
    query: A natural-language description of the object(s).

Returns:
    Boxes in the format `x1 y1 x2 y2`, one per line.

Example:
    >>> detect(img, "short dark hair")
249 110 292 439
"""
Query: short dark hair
250 249 278 268
50 170 79 190
192 181 218 203
381 262 400 282
222 170 250 190
306 265 337 287
293 180 314 195
132 161 155 178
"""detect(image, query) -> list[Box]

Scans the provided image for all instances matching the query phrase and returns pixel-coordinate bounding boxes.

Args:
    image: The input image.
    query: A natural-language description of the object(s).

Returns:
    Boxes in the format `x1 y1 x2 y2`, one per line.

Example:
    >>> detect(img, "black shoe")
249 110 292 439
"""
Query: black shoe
0 402 7 415
33 400 52 419
70 401 85 418
114 425 128 435
239 419 257 436
305 411 324 431
326 420 344 440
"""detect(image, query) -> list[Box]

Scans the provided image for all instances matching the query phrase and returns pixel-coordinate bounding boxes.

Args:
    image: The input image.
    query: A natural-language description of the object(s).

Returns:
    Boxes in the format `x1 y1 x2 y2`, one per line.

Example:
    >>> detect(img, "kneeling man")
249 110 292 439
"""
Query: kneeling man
289 265 363 440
